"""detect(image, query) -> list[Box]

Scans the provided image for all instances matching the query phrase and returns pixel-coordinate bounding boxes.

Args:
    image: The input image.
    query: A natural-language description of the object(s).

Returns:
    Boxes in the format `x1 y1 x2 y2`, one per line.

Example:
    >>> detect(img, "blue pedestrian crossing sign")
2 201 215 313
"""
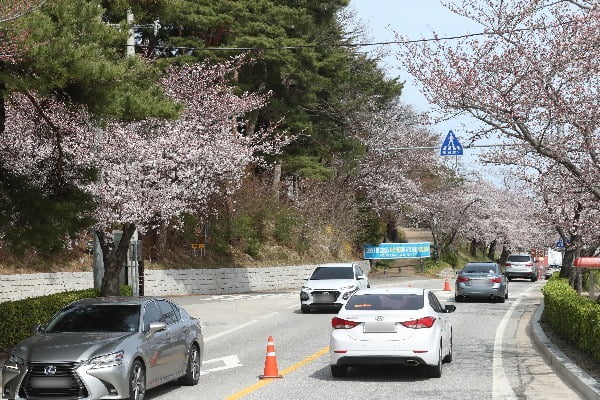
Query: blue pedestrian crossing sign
440 130 463 156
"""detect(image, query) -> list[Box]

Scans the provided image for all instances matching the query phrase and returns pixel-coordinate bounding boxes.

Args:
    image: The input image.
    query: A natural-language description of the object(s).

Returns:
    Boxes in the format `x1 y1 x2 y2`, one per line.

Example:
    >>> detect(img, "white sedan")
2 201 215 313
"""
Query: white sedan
329 287 455 378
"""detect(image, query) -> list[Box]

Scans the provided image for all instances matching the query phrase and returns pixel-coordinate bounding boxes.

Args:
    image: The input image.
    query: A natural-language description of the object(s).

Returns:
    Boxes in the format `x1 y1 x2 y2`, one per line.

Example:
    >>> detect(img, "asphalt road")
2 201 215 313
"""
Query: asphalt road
0 274 584 399
143 276 584 400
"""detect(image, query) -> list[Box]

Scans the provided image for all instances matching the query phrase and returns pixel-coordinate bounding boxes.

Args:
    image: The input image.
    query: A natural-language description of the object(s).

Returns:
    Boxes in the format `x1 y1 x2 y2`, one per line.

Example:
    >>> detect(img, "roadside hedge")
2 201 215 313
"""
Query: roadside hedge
541 277 600 362
0 286 132 353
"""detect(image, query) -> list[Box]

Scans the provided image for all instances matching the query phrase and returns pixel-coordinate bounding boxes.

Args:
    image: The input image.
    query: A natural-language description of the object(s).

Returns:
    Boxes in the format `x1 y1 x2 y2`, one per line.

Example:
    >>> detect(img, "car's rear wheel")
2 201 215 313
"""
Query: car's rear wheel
180 343 201 386
454 295 463 302
443 332 453 363
301 305 310 313
505 290 509 300
129 359 146 400
497 295 506 303
330 365 347 378
427 342 442 378
531 275 537 282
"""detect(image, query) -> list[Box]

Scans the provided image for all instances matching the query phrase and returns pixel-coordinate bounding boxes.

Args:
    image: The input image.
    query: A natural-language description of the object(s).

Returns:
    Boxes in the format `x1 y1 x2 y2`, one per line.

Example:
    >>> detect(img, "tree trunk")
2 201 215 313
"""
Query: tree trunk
470 238 477 257
97 223 136 296
488 239 497 260
0 82 5 134
499 246 510 265
157 221 168 257
430 225 439 261
561 246 578 283
272 161 281 200
385 212 398 242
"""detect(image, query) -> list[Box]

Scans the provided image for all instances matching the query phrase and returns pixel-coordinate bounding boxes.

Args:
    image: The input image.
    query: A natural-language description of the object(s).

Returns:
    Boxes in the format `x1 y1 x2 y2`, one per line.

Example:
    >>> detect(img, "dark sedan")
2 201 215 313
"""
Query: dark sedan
455 262 508 303
2 296 203 400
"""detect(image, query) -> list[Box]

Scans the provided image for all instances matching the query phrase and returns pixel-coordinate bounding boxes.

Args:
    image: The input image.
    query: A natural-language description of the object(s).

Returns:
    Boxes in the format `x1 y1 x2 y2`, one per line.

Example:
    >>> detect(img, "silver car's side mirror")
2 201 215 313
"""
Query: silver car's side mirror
148 321 167 335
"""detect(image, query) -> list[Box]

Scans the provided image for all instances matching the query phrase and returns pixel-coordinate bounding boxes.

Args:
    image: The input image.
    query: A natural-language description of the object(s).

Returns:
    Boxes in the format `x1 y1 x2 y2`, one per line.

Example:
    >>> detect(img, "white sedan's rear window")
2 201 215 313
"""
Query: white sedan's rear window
345 294 423 310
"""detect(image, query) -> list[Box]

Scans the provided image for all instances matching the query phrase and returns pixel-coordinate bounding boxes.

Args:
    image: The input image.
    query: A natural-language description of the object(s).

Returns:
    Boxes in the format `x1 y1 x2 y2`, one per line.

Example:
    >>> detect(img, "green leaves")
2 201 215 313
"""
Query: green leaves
0 167 96 257
542 278 600 361
2 0 178 121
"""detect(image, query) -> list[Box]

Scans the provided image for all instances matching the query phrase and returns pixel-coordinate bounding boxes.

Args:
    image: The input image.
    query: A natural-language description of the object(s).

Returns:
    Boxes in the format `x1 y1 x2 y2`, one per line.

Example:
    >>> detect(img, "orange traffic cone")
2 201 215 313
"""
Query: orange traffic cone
443 277 451 291
259 336 283 379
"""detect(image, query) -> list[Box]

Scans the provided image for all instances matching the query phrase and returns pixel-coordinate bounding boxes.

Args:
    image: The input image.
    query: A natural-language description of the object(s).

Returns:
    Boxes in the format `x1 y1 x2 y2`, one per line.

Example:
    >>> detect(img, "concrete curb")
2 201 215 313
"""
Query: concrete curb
532 299 600 400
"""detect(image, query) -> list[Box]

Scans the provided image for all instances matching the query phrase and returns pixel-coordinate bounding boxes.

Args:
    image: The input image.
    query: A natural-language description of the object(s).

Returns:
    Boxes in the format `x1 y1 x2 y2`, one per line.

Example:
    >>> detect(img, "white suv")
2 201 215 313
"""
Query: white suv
504 253 537 282
300 263 370 313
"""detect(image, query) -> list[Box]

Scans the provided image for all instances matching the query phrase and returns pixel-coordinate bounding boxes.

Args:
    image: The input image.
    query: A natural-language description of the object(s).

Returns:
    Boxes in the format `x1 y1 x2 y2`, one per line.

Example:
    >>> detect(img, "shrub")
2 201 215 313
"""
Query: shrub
0 285 132 353
542 277 600 362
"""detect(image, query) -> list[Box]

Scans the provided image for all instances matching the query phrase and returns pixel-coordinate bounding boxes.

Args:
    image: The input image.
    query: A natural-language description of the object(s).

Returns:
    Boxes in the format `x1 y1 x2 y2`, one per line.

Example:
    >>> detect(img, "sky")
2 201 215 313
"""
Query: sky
347 0 503 181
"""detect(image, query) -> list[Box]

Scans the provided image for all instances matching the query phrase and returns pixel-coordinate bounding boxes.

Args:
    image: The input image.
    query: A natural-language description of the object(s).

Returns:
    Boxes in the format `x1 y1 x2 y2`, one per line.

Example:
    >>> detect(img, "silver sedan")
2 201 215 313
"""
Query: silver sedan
2 296 203 400
455 262 508 303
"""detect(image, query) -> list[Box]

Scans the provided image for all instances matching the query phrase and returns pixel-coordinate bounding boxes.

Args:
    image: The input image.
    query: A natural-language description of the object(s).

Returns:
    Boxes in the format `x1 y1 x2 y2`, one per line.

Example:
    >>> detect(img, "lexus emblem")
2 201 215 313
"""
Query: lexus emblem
44 365 57 376
376 316 384 321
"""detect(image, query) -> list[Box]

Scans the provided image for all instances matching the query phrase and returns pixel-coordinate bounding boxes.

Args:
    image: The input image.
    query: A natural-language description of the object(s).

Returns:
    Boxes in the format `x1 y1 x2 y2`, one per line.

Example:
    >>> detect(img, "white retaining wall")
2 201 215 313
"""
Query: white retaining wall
0 261 370 302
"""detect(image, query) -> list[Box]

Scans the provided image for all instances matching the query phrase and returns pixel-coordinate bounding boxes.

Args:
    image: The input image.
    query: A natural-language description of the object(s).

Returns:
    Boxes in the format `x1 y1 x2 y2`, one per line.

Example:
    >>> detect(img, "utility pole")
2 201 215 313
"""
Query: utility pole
126 8 135 57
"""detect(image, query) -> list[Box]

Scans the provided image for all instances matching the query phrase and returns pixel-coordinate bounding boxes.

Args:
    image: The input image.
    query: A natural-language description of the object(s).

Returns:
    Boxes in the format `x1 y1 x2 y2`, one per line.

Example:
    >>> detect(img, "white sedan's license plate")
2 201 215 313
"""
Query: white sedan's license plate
363 322 397 333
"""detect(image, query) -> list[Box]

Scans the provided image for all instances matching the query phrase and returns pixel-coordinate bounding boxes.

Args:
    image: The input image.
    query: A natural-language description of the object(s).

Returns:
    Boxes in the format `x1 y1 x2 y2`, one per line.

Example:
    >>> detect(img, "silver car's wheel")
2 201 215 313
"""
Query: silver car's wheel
129 360 145 400
180 343 201 386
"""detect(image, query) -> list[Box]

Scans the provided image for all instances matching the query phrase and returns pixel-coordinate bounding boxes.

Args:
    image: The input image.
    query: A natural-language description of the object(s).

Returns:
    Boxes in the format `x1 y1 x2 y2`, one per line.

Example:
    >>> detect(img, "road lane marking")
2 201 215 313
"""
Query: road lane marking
224 346 330 400
205 320 260 343
205 312 279 343
492 283 540 400
200 355 242 375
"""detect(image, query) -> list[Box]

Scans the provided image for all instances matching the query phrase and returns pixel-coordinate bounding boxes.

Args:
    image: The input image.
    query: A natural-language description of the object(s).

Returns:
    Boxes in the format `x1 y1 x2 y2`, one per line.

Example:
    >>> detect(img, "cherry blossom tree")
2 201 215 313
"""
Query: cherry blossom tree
396 0 599 201
0 0 44 62
394 0 599 272
352 102 442 242
2 57 287 295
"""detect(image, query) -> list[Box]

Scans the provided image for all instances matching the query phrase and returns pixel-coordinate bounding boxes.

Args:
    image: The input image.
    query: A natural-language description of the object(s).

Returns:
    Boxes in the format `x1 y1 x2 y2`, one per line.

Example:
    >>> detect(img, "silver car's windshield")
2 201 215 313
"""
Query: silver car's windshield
508 255 531 262
345 294 423 310
310 267 354 280
44 304 141 333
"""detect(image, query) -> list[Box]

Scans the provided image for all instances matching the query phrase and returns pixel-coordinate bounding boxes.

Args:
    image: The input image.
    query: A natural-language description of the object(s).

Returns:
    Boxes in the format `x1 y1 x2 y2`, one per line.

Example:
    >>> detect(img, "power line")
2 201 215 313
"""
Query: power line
127 20 576 53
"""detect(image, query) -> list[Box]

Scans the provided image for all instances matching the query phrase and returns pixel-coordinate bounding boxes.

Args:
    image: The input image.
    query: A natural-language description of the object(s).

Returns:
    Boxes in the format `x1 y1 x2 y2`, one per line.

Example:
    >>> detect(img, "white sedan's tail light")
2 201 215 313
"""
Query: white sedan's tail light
331 317 360 329
400 316 436 329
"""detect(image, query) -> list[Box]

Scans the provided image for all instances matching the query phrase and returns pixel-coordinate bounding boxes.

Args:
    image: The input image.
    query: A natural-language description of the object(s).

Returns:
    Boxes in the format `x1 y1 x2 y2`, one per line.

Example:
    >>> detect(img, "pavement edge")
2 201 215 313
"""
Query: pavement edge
532 300 600 400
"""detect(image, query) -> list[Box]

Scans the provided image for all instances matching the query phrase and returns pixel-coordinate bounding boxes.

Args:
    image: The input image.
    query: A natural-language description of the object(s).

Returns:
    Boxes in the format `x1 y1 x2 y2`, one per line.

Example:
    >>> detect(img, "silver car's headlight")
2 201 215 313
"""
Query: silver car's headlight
4 354 25 369
87 350 124 369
